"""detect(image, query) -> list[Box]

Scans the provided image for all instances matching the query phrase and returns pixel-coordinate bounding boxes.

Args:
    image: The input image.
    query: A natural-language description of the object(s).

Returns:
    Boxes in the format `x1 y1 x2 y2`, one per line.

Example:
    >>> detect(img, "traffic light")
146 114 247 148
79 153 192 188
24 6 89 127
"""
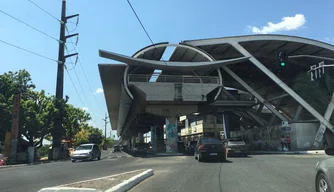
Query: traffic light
276 51 288 70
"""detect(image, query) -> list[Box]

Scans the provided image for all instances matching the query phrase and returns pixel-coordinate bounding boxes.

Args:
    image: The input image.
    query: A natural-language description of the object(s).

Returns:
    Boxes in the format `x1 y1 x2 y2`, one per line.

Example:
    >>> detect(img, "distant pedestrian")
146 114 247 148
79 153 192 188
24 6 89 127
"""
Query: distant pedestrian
286 136 291 151
323 134 329 149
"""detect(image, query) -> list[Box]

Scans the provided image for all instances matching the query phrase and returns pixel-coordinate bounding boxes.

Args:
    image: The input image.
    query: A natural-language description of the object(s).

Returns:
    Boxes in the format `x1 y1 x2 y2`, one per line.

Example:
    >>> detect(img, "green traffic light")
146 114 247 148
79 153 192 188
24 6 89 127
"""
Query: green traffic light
281 62 285 67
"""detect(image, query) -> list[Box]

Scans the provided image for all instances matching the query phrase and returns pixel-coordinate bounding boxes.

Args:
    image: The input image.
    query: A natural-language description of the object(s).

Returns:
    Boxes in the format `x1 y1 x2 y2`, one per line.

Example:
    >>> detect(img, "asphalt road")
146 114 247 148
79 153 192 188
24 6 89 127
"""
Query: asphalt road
131 154 327 192
0 152 327 192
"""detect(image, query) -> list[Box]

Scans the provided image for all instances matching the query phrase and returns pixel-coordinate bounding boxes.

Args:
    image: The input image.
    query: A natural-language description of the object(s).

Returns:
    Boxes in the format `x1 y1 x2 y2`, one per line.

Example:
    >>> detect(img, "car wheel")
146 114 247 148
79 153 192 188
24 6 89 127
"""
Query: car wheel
98 155 101 160
194 153 198 160
244 153 248 157
198 154 203 162
317 173 331 192
71 160 76 163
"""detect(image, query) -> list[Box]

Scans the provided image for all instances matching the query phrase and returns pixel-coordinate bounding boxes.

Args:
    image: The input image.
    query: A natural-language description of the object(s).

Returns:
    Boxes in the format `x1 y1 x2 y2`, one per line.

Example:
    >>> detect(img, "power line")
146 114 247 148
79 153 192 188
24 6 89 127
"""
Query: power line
27 0 60 22
65 69 85 107
0 9 60 42
64 30 104 110
126 0 154 45
126 0 168 65
0 39 59 62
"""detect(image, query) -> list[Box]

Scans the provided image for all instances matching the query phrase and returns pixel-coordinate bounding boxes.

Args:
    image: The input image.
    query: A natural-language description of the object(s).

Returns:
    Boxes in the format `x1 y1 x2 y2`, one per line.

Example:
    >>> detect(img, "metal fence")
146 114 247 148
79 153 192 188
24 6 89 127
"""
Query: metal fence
128 74 219 84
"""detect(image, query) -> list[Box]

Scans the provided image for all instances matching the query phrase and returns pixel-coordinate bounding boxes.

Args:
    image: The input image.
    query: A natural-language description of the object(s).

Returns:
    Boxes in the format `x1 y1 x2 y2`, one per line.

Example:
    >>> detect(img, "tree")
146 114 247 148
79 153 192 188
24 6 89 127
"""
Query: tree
62 104 91 141
20 90 57 148
74 128 90 146
0 70 35 142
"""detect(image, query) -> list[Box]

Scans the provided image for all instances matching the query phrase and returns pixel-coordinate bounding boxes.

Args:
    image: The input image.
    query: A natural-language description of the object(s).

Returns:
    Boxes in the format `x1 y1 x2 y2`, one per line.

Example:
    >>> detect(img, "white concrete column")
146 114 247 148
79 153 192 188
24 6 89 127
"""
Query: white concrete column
165 117 178 153
138 132 144 143
150 126 157 152
131 136 136 148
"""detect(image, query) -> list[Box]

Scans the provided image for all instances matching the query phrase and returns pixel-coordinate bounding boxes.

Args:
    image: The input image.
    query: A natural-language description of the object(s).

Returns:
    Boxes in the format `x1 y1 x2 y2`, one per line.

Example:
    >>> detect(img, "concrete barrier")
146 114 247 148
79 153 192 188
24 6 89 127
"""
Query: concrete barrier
105 169 154 192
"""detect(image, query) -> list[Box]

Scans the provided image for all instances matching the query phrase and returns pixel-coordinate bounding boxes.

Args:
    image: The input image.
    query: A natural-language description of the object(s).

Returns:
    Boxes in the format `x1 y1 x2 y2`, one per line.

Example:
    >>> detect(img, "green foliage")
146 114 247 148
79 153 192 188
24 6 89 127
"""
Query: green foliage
37 144 51 157
103 137 114 148
0 70 102 149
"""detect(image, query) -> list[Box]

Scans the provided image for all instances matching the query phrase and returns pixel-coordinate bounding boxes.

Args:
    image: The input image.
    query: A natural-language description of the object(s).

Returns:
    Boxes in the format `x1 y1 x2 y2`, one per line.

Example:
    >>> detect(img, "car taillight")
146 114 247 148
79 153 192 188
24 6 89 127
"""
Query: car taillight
199 144 205 150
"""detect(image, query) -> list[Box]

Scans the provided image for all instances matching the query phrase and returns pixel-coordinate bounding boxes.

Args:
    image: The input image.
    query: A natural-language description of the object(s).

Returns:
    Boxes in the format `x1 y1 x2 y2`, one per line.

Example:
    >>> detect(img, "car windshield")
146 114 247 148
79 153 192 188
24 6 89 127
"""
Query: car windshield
76 145 92 150
202 138 222 144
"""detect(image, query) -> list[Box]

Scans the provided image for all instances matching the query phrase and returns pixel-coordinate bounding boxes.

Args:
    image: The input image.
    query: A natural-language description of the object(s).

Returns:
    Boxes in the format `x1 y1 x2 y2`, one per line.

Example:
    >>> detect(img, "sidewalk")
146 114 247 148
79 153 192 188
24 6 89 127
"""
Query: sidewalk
248 150 325 155
0 159 69 169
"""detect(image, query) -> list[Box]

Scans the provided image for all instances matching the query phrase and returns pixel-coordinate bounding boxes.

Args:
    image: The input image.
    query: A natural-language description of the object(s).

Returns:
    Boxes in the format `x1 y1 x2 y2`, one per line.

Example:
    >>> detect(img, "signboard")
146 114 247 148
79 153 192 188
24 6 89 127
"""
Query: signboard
10 93 21 159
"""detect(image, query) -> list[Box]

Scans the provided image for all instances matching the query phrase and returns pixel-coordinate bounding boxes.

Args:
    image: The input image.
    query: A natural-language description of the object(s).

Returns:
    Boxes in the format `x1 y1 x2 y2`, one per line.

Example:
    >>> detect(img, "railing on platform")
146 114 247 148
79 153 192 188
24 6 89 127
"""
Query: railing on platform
128 74 219 84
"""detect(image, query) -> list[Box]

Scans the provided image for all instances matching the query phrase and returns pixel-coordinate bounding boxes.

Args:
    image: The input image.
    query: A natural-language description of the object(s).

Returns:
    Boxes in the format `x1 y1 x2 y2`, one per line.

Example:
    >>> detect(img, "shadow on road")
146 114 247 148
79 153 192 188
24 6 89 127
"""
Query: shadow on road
228 155 252 158
200 159 233 163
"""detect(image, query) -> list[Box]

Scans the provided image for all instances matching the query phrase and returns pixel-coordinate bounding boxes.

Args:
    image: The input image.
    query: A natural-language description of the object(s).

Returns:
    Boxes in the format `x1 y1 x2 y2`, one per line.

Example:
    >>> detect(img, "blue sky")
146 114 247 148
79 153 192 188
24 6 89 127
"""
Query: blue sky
1 0 333 138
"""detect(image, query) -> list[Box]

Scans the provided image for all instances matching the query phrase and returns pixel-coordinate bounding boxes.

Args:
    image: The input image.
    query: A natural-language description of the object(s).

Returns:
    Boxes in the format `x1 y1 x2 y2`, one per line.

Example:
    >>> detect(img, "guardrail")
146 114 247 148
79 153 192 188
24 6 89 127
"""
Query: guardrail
128 74 219 84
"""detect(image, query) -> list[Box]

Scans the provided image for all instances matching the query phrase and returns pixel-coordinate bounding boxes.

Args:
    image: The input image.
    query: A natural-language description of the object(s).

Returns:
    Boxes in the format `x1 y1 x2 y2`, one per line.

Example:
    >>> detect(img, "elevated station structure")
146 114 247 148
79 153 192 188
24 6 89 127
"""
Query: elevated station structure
99 34 334 151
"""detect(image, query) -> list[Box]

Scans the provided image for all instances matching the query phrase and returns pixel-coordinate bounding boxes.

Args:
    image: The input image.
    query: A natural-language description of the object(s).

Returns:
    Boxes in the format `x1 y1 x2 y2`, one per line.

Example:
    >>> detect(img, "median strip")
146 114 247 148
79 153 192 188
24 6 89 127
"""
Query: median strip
38 169 154 192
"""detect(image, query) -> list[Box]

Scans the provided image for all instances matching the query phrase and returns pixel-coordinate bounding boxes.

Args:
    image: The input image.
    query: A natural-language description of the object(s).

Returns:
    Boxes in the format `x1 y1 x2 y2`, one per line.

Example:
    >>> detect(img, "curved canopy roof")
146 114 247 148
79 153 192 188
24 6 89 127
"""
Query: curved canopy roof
99 34 334 135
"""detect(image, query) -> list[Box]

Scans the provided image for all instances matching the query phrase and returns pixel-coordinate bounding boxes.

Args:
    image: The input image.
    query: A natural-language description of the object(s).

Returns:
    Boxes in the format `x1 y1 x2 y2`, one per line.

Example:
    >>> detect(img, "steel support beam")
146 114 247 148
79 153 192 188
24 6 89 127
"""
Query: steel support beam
265 93 289 102
293 105 303 121
231 42 334 130
313 92 334 147
268 92 285 126
246 111 267 126
221 66 287 121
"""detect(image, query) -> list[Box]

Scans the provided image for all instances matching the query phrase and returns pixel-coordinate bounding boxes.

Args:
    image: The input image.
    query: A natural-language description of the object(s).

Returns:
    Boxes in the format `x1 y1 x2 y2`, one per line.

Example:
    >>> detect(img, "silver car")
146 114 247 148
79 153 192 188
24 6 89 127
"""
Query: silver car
315 148 334 192
71 143 101 162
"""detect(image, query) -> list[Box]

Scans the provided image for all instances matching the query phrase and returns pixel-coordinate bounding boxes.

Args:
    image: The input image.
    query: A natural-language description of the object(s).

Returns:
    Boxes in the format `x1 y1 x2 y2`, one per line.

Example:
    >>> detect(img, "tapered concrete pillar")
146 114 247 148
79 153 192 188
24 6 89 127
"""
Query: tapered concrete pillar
131 136 136 148
150 126 157 152
138 132 144 143
156 125 165 152
165 117 178 153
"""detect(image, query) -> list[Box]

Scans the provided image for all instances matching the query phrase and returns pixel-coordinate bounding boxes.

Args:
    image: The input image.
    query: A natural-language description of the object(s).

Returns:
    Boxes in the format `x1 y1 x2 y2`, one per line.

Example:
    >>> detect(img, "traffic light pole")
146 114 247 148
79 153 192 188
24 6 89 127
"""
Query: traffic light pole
53 0 79 160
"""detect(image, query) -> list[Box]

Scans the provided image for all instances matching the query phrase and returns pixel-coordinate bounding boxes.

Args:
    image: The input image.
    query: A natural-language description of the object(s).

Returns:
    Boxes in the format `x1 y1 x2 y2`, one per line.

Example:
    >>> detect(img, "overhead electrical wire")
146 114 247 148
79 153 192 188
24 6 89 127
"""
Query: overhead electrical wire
0 9 60 42
0 39 59 62
65 69 85 107
27 0 61 22
65 29 104 110
126 0 168 65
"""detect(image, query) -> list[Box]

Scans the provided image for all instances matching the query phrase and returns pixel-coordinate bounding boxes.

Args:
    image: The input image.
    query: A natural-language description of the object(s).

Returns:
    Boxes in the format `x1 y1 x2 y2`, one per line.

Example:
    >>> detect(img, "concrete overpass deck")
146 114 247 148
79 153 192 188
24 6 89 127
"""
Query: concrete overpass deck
99 34 334 150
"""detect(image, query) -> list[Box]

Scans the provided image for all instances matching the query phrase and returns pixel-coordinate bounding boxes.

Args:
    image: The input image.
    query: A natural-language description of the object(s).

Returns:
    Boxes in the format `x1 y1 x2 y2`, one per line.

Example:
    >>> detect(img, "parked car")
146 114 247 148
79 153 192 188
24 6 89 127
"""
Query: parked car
71 143 101 162
224 138 248 157
112 145 121 153
194 137 226 162
133 143 152 155
186 141 198 155
315 148 334 192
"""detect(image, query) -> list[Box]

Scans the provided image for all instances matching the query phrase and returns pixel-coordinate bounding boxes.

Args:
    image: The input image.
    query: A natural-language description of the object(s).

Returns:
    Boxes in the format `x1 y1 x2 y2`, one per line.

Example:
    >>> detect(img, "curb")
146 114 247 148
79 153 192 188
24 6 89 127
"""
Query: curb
105 169 154 192
0 160 68 169
248 150 325 155
37 169 153 192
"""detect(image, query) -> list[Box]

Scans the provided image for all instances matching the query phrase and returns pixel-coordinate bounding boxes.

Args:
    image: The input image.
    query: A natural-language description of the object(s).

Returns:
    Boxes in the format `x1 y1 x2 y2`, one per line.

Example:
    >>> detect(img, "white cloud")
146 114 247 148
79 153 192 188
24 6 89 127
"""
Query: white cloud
94 88 103 94
82 107 88 111
249 14 306 34
325 37 331 42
